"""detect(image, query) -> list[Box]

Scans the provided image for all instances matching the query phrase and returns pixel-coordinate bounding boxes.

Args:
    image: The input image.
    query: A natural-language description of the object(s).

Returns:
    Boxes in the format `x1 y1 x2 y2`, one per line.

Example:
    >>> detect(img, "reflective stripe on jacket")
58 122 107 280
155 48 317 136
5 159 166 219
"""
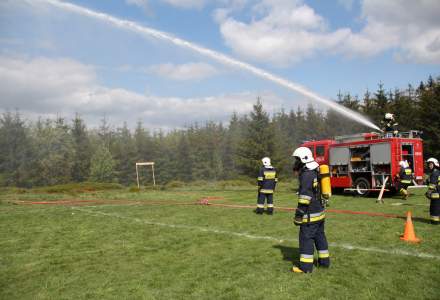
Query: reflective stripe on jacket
295 166 325 224
258 166 278 193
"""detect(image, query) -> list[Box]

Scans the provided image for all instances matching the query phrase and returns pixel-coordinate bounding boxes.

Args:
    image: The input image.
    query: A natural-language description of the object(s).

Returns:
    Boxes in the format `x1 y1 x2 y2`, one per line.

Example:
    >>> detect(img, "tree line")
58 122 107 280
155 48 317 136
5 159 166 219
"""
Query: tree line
0 75 439 187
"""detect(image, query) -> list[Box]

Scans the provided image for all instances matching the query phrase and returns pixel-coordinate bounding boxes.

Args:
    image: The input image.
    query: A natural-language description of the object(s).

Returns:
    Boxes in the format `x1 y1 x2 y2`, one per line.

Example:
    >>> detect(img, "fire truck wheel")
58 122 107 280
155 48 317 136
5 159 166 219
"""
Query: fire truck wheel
354 177 370 196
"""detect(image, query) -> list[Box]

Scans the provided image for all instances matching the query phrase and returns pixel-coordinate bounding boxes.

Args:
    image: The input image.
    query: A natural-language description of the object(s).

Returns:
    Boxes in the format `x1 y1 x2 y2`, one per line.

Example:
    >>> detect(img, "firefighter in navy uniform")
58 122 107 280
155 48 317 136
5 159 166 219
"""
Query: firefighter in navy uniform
381 113 398 137
291 147 330 273
397 160 413 200
425 158 440 224
256 157 278 215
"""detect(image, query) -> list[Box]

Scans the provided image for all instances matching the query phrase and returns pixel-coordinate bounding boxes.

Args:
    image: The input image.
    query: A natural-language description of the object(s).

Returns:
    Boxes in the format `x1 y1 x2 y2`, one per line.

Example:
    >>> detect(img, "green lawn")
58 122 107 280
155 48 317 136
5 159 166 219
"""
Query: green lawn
1 183 440 299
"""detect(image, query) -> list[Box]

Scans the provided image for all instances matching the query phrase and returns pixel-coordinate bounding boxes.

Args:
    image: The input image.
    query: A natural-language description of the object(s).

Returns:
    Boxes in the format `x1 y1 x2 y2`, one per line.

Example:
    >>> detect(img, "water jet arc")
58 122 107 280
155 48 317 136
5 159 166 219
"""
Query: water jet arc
33 0 381 131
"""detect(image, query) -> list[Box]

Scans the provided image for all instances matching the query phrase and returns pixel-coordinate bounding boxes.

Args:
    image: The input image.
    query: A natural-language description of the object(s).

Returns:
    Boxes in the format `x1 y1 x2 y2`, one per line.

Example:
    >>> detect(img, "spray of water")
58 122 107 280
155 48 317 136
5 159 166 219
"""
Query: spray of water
30 0 381 131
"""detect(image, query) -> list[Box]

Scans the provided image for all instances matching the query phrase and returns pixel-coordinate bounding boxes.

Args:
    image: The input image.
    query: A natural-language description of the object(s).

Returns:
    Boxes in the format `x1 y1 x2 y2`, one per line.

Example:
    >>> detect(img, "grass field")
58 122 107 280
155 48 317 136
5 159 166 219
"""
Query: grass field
1 182 440 299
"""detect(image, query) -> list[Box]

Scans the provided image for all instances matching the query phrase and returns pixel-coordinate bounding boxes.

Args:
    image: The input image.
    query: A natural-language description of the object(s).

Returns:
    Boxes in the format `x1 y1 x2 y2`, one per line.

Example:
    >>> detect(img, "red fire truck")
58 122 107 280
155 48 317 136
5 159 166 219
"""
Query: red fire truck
301 131 424 195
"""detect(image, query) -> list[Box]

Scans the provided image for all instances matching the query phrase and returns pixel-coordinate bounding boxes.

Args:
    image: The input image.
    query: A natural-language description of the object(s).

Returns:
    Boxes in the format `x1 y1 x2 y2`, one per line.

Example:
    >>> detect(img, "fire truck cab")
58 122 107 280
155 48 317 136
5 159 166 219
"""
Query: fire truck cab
301 131 424 195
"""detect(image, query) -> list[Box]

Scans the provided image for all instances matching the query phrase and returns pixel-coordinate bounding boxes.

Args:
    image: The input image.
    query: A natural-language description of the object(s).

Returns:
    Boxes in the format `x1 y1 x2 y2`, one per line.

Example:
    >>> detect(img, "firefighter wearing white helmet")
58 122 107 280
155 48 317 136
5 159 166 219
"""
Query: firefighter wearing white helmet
396 160 413 200
381 113 398 136
426 158 440 224
291 147 330 273
256 157 278 215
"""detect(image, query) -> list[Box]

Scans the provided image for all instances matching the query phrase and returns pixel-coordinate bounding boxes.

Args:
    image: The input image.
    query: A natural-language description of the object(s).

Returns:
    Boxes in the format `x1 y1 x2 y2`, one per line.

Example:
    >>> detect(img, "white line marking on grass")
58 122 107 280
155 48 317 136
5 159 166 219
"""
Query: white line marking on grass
390 202 429 207
84 203 140 208
72 207 283 242
72 207 440 260
330 243 440 260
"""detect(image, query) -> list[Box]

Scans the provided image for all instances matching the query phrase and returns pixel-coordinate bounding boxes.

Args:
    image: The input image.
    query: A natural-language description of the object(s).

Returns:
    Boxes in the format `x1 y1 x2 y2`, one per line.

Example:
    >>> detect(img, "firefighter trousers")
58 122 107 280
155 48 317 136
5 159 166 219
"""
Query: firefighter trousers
257 192 273 214
430 199 440 224
299 221 330 272
398 183 410 198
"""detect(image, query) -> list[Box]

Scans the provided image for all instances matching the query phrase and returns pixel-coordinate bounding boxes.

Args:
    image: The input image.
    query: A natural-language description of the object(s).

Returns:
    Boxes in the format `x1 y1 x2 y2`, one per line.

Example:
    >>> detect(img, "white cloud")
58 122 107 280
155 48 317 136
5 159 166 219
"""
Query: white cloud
337 0 354 11
218 0 350 65
217 0 440 65
355 0 440 64
128 0 246 13
125 0 149 10
149 62 219 81
0 56 282 128
0 56 96 109
161 0 206 9
127 0 206 10
214 0 248 20
125 0 154 15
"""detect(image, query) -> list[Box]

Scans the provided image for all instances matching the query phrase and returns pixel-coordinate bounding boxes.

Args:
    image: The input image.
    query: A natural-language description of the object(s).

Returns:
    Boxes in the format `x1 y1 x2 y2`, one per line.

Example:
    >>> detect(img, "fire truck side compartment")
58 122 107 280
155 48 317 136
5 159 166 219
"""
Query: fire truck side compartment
370 143 391 164
329 147 349 165
329 147 352 187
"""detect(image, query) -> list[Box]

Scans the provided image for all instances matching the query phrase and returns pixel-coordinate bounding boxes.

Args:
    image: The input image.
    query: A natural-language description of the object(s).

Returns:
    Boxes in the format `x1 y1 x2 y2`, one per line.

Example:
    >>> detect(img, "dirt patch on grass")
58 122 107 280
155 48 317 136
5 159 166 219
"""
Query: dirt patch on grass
12 199 138 206
12 195 224 207
12 198 198 207
197 196 225 205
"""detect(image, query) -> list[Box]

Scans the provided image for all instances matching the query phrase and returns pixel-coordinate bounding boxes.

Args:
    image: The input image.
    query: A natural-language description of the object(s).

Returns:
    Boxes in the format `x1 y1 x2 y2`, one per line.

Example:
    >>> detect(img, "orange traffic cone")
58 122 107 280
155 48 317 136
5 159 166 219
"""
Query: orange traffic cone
400 211 421 243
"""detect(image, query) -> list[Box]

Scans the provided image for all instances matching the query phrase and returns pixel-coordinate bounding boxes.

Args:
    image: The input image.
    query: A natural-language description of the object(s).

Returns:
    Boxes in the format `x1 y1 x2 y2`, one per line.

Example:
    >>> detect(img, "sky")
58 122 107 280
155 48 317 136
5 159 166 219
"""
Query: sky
0 0 439 130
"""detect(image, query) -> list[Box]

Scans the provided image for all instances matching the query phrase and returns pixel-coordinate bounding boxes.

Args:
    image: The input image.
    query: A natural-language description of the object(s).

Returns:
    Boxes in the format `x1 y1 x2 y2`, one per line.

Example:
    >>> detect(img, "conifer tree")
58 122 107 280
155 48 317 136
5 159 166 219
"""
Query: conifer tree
236 99 276 177
418 78 440 158
71 114 91 182
176 132 192 181
134 121 154 162
389 89 418 132
0 111 32 186
113 122 137 185
90 143 116 183
32 118 74 186
220 113 242 179
373 82 389 123
304 105 326 140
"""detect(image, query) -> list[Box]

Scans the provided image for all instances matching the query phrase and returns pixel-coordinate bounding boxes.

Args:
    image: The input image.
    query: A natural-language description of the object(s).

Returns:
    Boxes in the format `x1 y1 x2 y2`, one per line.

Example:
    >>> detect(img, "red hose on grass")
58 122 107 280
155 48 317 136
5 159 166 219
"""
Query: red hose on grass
206 203 401 219
15 198 402 219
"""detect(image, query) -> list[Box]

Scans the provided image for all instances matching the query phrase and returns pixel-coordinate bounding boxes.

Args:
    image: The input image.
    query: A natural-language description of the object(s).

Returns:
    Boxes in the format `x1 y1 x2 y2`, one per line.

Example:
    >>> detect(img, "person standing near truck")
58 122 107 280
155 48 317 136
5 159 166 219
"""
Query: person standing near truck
291 147 330 273
396 160 413 200
426 158 440 224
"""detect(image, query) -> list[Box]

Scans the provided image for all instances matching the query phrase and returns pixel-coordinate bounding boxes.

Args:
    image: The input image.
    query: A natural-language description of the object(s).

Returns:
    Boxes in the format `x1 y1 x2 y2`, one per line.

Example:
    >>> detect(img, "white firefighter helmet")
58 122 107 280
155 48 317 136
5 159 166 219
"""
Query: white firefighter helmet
292 147 319 170
261 157 271 167
427 157 439 167
384 113 394 120
399 160 407 168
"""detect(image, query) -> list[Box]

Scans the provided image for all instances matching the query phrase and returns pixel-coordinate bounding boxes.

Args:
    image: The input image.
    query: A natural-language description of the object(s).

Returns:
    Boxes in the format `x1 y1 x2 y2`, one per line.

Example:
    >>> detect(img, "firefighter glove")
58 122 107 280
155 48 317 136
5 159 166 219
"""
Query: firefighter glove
294 209 304 225
294 216 303 226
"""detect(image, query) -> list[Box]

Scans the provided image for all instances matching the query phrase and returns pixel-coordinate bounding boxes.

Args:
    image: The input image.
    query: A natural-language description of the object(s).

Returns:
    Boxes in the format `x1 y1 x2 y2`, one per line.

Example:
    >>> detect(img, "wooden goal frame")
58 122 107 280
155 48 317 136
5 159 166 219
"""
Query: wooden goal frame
136 162 156 188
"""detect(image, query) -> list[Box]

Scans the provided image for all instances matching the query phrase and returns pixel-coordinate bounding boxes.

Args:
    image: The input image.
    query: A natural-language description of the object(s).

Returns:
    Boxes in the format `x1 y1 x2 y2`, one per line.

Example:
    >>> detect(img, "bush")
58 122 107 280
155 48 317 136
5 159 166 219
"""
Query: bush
129 184 158 192
128 185 140 193
190 180 209 187
165 181 185 189
217 180 254 189
0 187 28 194
89 144 116 183
274 180 297 192
34 182 123 193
